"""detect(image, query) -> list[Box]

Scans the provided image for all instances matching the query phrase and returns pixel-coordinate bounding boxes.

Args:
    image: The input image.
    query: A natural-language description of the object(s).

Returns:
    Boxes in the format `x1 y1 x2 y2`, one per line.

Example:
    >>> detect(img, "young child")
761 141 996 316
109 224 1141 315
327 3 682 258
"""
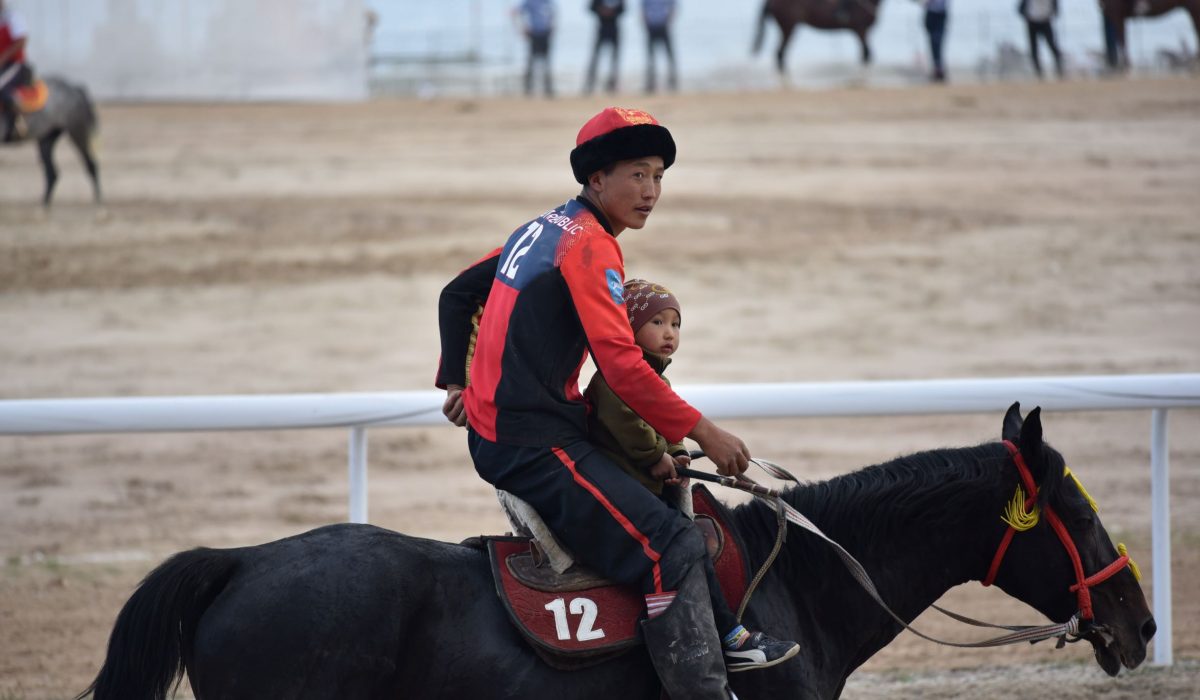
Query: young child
585 278 800 672
586 278 688 495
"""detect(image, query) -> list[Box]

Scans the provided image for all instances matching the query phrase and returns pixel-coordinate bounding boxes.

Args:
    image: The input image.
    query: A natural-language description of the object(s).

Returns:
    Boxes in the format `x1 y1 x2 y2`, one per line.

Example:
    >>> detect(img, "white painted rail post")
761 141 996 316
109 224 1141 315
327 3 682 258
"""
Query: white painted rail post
1151 409 1171 665
349 427 369 524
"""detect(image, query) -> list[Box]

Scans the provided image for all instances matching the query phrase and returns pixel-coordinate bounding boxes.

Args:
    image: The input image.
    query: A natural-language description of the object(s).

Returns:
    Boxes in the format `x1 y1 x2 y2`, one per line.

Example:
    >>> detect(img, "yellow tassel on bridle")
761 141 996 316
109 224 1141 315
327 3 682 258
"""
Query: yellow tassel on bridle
1064 467 1143 581
1064 467 1142 580
1065 466 1099 513
1001 485 1039 531
1000 464 1142 581
1118 543 1142 581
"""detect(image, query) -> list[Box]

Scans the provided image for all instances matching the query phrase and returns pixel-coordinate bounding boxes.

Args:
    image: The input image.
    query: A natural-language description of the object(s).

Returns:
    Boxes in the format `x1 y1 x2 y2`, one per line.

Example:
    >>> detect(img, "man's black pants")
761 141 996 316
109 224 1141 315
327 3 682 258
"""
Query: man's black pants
469 431 740 634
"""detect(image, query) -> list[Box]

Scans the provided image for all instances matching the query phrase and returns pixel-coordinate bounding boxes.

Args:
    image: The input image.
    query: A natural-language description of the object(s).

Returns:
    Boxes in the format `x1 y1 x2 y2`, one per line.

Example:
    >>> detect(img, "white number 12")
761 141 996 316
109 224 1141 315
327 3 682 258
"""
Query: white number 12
500 222 543 280
544 597 606 642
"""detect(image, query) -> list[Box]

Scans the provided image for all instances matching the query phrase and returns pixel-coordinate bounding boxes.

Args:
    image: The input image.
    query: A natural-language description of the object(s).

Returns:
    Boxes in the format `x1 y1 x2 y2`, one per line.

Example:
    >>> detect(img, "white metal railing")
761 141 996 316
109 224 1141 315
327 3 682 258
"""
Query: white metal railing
2 373 1197 664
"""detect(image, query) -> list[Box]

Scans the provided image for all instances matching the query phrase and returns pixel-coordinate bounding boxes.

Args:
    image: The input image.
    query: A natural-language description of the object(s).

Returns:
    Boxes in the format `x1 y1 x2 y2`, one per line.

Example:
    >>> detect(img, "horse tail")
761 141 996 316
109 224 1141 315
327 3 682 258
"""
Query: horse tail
753 1 771 55
75 548 239 700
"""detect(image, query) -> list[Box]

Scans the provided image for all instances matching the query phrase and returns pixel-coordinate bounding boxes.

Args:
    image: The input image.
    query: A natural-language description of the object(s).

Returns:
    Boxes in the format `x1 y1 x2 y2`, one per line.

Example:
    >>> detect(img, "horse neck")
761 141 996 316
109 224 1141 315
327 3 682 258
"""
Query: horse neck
736 444 1008 674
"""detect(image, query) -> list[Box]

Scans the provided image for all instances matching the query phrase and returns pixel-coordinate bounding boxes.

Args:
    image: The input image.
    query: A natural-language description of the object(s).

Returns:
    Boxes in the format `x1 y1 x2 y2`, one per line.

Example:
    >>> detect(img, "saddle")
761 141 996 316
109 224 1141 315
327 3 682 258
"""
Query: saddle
484 485 750 669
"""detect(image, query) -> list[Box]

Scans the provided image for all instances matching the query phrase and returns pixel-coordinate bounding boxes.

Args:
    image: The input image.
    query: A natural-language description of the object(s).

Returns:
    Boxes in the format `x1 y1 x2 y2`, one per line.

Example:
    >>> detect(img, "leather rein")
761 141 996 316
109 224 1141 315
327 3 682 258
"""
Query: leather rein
684 441 1135 648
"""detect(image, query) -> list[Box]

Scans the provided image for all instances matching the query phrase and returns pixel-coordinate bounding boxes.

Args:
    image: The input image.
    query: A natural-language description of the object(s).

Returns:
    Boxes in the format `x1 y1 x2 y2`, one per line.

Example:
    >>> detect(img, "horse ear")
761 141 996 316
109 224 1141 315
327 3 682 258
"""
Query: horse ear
1002 402 1023 442
1020 407 1043 450
1018 406 1047 479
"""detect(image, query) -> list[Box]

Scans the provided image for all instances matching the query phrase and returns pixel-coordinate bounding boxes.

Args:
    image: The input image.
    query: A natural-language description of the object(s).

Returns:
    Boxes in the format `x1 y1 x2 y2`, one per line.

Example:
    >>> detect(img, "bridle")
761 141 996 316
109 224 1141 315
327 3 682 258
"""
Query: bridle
982 440 1137 622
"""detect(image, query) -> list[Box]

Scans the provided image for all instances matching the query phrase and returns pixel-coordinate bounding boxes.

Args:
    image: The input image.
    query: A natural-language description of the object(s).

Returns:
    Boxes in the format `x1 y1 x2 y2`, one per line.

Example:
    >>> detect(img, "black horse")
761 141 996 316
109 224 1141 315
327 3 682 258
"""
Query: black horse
78 405 1154 699
1 75 101 206
754 0 885 76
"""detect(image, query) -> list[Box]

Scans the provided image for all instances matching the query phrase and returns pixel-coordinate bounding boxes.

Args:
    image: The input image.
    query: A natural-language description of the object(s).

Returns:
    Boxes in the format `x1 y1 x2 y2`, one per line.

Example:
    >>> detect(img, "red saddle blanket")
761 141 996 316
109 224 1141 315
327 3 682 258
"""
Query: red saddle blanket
487 485 750 661
15 80 48 113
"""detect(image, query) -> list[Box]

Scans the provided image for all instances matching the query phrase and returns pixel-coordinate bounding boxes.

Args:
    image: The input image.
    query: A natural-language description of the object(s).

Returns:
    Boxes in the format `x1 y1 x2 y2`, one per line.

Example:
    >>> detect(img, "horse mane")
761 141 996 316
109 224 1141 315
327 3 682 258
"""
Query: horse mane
729 439 1069 579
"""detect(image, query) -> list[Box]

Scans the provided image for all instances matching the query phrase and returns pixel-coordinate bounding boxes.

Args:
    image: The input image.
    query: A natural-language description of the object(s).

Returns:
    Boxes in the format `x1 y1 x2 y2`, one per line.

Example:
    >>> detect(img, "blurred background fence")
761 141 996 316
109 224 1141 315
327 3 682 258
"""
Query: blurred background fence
13 0 1197 100
16 0 370 100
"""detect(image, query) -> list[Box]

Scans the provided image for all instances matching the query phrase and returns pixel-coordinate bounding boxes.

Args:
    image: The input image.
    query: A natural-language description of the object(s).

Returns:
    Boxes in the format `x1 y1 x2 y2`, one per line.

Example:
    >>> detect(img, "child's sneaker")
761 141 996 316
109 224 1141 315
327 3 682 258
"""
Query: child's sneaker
723 631 800 672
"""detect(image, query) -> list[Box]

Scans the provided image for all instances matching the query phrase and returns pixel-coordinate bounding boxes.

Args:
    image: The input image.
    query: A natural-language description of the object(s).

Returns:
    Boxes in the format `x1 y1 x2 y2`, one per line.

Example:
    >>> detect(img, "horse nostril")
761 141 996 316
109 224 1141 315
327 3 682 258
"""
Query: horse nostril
1141 617 1157 643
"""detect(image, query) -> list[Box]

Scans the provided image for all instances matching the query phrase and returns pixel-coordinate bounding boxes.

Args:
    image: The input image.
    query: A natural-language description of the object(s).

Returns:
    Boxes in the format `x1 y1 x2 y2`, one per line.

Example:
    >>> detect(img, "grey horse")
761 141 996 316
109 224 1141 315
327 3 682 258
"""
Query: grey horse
2 76 101 206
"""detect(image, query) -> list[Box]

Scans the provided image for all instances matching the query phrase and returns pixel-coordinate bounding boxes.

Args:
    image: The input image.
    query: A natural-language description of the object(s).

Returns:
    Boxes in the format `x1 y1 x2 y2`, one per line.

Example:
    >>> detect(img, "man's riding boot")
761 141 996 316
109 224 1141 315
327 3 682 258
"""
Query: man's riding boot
641 561 734 700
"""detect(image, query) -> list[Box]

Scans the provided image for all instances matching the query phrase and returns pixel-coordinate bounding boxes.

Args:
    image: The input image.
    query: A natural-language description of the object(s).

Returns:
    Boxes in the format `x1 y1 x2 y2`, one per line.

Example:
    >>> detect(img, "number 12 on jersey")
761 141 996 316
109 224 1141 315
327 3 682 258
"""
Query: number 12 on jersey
499 222 544 281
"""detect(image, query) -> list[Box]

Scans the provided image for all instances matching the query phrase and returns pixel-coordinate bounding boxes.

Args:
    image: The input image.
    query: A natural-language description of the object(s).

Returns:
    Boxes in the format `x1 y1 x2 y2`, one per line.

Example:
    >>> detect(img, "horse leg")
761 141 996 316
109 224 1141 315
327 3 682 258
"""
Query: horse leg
67 125 101 203
857 28 872 65
753 3 769 55
776 24 796 77
37 129 62 207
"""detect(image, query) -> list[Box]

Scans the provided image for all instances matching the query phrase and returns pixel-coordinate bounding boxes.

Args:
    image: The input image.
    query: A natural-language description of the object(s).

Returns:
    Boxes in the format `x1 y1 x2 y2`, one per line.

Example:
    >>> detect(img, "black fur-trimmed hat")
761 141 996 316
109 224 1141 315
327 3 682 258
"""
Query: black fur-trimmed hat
570 107 677 185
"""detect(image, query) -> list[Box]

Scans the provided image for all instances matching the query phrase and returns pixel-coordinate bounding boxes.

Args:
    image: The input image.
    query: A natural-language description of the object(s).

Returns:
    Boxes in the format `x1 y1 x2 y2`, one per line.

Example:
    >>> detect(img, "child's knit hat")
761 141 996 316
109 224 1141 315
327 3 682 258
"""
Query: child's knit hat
624 279 680 333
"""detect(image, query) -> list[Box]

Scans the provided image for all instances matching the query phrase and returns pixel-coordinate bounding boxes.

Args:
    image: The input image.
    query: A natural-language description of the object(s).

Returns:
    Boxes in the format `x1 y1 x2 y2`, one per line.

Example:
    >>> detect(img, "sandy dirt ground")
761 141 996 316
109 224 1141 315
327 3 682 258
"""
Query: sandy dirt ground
1 78 1198 699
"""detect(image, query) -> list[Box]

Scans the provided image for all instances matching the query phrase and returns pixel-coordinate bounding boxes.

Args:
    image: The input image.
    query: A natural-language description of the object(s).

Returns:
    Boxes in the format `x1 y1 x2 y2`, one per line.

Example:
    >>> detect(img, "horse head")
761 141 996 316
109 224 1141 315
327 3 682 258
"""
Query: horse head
989 403 1155 675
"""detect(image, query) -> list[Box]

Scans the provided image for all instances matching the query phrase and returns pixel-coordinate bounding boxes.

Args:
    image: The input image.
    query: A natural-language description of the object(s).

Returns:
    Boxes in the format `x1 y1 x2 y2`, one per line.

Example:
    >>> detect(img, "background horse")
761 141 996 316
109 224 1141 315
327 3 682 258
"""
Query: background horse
754 0 884 76
1101 0 1200 69
2 75 100 206
78 405 1153 700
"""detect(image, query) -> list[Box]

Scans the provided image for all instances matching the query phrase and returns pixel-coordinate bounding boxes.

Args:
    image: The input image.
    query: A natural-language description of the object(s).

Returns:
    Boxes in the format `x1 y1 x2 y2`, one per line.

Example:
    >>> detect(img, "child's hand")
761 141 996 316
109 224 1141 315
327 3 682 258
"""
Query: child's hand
649 453 677 483
668 453 691 487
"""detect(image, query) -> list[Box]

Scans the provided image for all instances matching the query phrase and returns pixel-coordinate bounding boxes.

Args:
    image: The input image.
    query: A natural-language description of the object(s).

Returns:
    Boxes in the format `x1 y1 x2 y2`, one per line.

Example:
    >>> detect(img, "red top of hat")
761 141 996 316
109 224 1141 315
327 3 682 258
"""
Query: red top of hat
576 107 661 147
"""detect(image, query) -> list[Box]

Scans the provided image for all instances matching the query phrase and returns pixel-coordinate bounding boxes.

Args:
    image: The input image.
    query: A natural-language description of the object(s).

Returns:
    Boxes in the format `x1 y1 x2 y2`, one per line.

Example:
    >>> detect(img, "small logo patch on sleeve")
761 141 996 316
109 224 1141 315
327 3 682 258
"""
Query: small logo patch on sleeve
605 269 624 305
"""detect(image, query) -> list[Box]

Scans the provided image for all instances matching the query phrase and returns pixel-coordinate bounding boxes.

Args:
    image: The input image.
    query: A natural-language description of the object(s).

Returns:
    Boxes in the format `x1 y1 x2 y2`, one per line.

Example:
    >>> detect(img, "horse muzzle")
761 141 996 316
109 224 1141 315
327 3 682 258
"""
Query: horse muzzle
1083 613 1155 676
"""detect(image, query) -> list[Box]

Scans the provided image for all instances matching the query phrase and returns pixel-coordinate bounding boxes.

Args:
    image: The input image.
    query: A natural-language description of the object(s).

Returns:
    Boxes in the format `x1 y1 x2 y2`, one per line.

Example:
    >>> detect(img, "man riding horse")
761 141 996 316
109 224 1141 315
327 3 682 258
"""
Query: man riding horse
437 107 800 698
0 0 32 142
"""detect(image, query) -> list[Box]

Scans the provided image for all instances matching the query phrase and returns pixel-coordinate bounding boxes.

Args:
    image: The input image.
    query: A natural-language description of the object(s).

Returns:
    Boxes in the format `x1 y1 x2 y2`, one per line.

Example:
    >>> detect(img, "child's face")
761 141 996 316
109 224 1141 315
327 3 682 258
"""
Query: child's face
634 308 681 358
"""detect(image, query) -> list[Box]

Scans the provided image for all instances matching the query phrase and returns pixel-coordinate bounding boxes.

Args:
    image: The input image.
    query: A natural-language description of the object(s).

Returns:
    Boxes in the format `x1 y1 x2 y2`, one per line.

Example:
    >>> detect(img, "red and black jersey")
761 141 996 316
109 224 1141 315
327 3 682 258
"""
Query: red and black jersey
0 11 27 65
437 197 700 448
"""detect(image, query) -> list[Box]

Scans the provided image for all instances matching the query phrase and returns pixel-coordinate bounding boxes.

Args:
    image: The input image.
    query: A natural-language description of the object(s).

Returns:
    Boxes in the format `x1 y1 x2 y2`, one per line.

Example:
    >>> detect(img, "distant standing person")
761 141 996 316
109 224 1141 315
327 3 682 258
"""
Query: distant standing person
642 0 677 93
586 0 625 94
515 0 556 97
1019 0 1063 79
920 0 949 82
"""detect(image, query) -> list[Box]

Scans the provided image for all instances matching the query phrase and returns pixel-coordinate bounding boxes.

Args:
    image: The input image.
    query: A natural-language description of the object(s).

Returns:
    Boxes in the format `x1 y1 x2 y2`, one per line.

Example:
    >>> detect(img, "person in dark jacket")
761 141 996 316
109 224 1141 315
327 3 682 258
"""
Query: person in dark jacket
585 0 625 94
1019 0 1064 78
920 0 949 82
